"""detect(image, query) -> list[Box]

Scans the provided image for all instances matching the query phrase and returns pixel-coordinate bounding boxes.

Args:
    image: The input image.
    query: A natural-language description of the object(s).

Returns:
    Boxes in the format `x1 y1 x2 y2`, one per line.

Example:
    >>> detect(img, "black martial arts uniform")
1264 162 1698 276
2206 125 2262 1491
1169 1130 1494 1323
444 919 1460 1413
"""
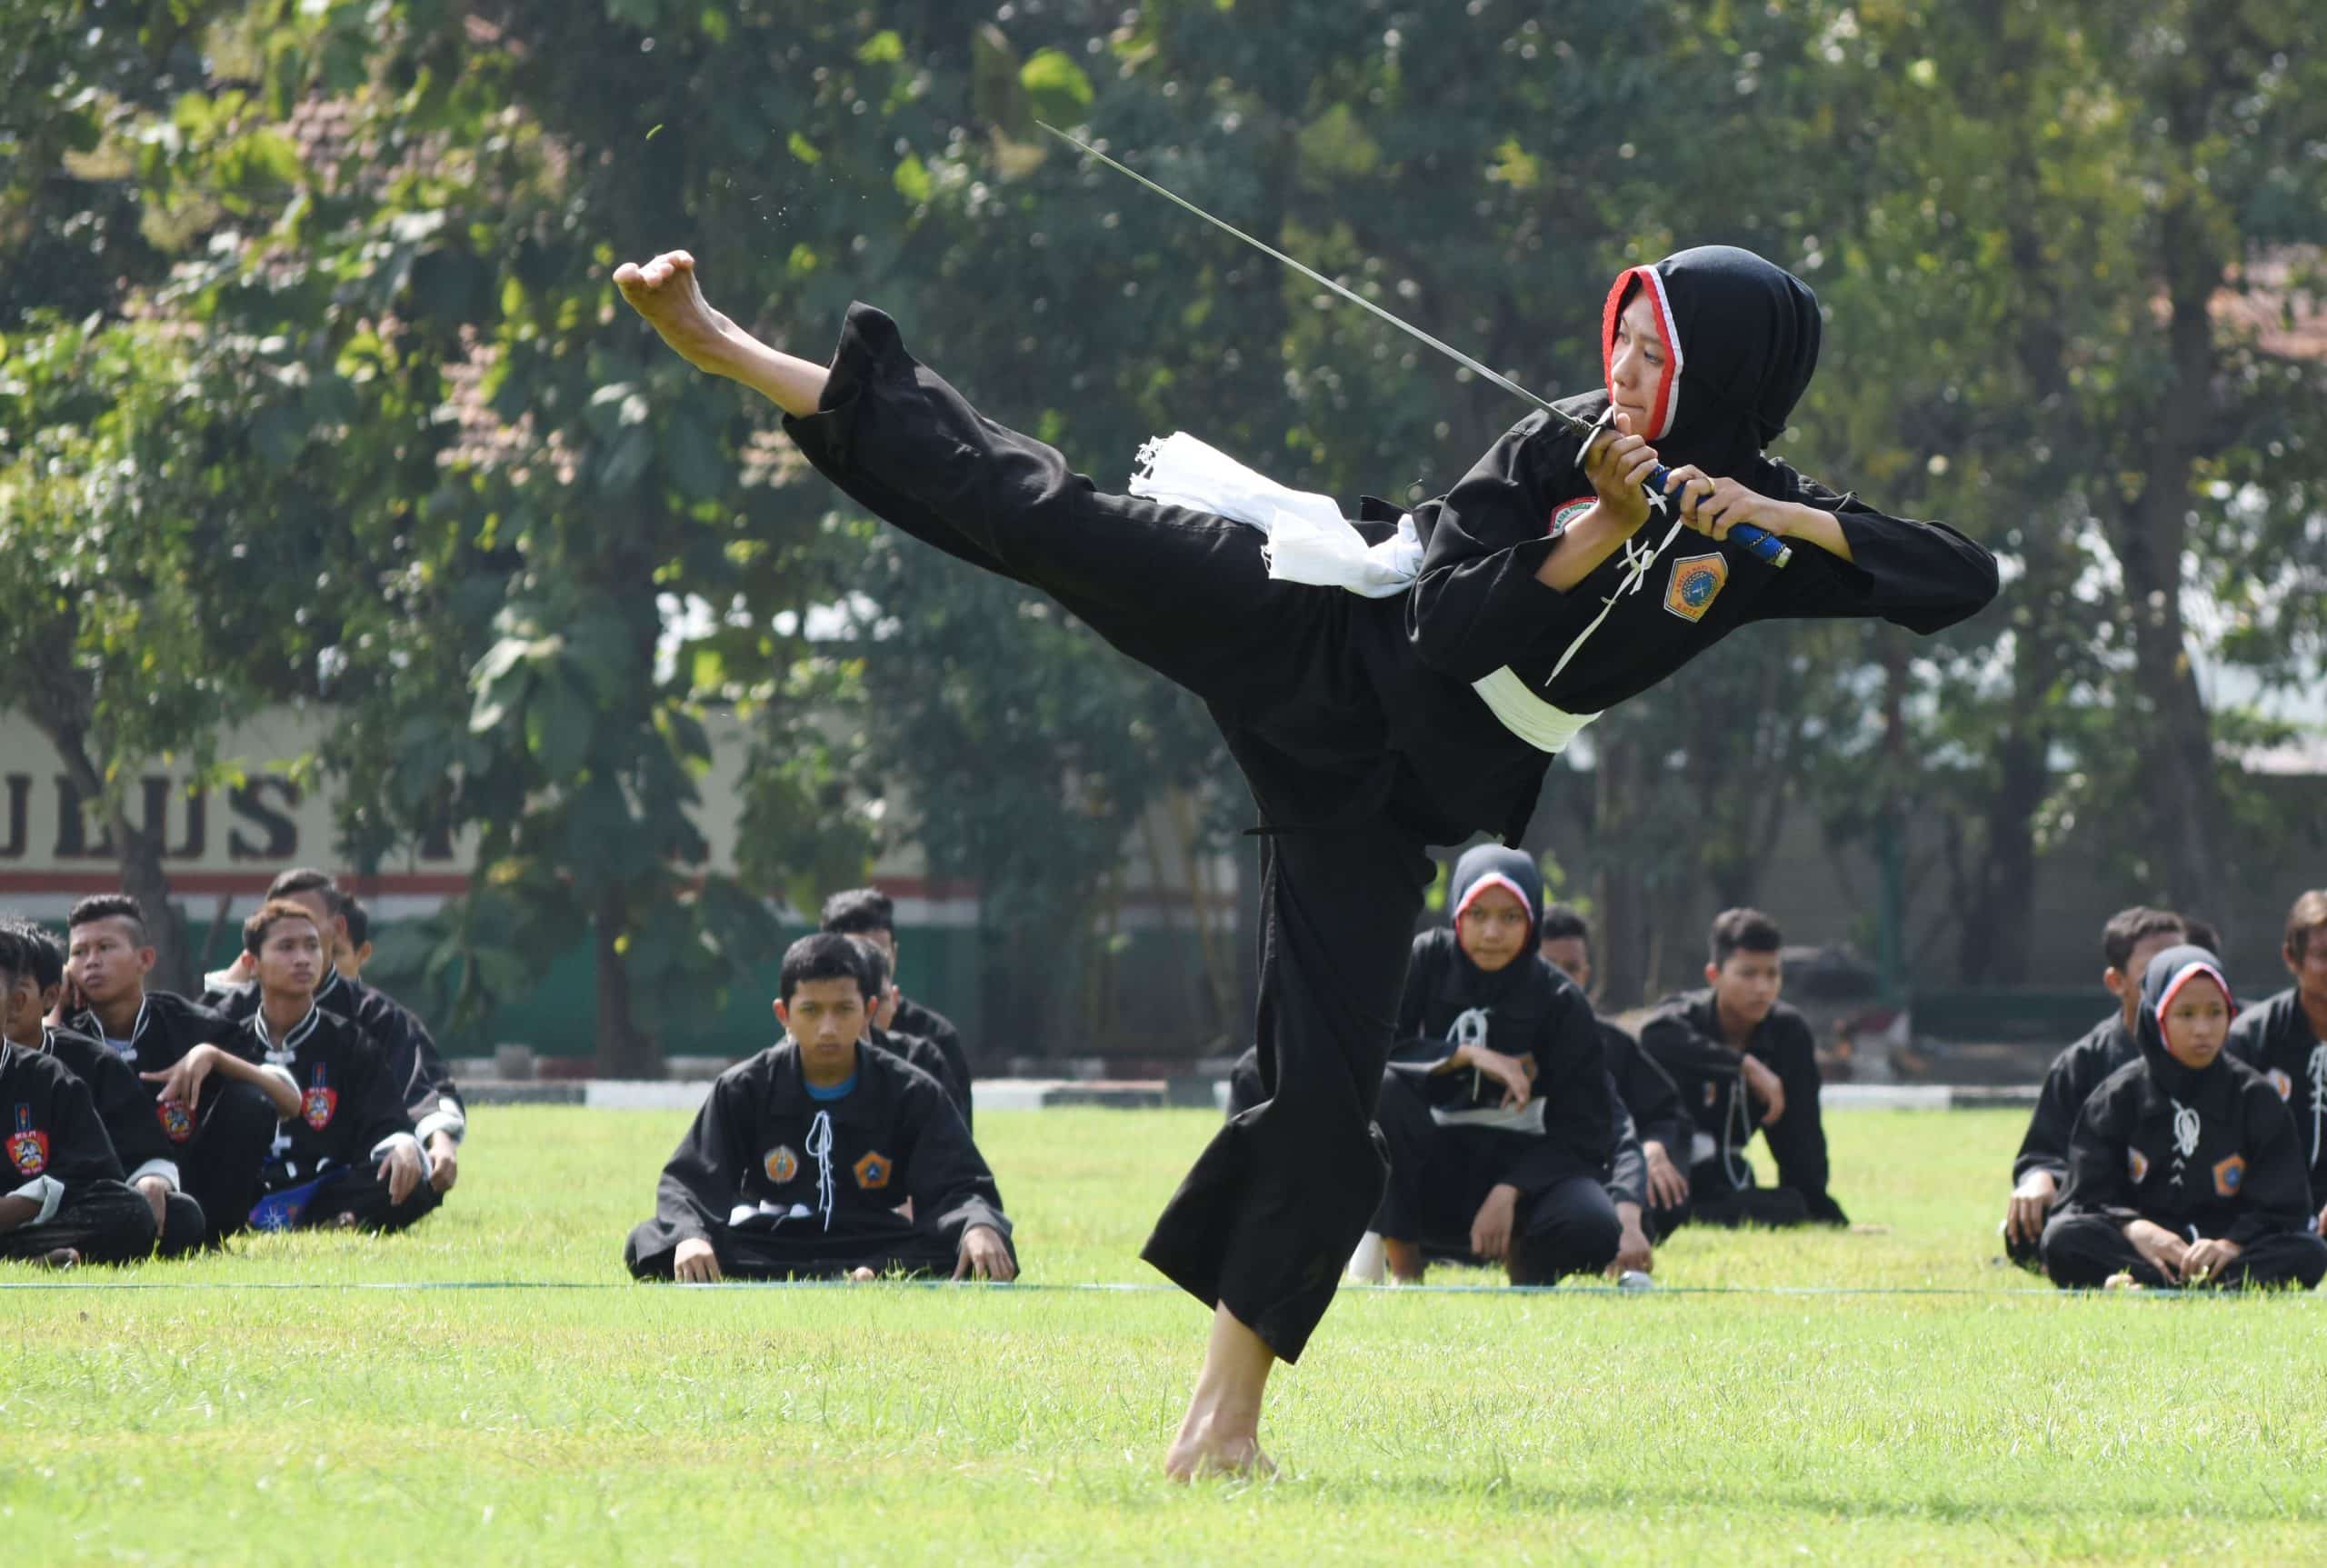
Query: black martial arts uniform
65 988 280 1248
2042 949 2327 1291
624 1039 1013 1280
870 1024 969 1124
35 1024 205 1255
2227 987 2327 1221
776 245 1993 1356
2004 1011 2139 1269
1373 846 1618 1283
891 994 972 1131
237 1004 440 1234
1640 991 1849 1227
1602 1019 1691 1238
213 968 467 1154
0 1042 157 1264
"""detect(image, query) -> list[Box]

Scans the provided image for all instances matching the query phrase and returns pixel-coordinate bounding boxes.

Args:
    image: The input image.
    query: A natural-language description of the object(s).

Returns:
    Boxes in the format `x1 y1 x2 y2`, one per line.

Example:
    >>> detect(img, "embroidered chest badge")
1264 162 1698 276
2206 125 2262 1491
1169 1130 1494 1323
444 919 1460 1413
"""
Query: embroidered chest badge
1664 553 1728 623
764 1144 800 1183
2213 1154 2247 1197
156 1100 195 1144
302 1065 337 1131
853 1150 893 1191
1548 496 1595 536
7 1104 47 1176
2126 1147 2150 1183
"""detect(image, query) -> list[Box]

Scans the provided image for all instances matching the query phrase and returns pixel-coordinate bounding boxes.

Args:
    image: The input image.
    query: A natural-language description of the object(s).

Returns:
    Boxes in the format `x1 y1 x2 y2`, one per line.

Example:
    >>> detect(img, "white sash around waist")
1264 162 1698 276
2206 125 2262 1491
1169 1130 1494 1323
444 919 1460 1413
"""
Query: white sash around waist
1130 430 1605 756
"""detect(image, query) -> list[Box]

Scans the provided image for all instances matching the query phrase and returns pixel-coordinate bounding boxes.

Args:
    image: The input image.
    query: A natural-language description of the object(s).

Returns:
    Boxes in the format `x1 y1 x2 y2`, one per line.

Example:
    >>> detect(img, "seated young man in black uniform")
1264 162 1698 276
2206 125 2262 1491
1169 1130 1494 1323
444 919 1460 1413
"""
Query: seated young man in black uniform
207 900 436 1234
849 936 972 1122
204 870 467 1200
625 934 1015 1283
1371 846 1617 1285
821 888 973 1131
1641 909 1847 1227
2226 890 2327 1238
1538 904 1692 1253
2 919 205 1254
2002 906 2189 1271
60 894 284 1246
0 928 157 1267
2042 945 2327 1292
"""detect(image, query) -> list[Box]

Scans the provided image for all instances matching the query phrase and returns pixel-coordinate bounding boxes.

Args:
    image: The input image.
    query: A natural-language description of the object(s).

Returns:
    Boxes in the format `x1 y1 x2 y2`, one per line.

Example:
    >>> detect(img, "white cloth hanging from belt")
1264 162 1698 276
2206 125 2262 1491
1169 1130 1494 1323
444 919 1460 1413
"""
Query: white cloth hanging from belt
1131 430 1656 755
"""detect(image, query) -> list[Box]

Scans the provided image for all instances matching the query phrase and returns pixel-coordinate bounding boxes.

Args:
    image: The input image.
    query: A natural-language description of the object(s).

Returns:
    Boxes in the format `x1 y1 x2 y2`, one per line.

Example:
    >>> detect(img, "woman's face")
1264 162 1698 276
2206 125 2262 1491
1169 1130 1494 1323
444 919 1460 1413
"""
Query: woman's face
2161 974 2232 1070
1609 293 1668 431
1456 885 1532 974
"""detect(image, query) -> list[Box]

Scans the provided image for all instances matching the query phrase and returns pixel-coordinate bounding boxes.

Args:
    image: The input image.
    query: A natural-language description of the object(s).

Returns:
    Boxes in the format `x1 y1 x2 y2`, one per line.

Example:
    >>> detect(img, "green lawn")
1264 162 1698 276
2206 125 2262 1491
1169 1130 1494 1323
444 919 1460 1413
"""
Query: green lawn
6 1107 2325 1564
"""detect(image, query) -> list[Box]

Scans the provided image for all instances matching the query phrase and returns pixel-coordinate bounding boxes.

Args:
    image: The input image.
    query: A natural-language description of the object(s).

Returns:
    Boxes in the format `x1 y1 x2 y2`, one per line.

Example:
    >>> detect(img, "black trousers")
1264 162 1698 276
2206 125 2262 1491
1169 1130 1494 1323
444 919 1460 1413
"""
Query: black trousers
178 1081 281 1247
1373 1075 1622 1283
2040 1213 2327 1291
242 1163 443 1236
784 305 1487 1362
624 1217 966 1281
0 1179 157 1265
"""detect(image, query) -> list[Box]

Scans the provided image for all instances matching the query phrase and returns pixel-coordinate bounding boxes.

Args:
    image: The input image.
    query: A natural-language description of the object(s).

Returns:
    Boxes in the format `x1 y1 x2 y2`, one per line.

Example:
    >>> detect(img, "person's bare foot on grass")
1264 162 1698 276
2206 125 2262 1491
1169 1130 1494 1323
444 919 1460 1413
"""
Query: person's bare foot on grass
40 1247 81 1269
612 250 832 417
847 1266 877 1283
1163 1303 1278 1483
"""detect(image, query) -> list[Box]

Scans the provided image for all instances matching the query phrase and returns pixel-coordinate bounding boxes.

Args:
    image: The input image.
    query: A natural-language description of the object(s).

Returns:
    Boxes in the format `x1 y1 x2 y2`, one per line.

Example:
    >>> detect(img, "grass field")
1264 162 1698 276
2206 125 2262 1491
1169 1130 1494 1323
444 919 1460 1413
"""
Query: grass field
6 1105 2326 1565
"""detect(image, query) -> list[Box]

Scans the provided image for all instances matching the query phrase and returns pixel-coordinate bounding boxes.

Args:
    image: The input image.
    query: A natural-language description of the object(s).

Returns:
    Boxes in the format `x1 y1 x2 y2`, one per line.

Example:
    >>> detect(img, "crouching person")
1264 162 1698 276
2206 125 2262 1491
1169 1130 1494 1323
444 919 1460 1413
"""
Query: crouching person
625 934 1016 1283
1373 846 1617 1287
2042 945 2327 1292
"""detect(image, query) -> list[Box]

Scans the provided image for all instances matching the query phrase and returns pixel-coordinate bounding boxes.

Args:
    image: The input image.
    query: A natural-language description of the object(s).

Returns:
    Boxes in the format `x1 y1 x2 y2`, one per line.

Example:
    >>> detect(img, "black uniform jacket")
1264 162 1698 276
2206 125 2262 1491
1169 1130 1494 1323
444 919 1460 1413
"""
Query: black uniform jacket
650 1040 1010 1252
1387 930 1613 1197
1640 990 1838 1214
65 989 242 1081
2227 987 2327 1209
212 969 464 1144
36 1024 181 1187
1 1042 126 1201
2014 1012 2139 1187
2058 951 2312 1247
236 1004 420 1183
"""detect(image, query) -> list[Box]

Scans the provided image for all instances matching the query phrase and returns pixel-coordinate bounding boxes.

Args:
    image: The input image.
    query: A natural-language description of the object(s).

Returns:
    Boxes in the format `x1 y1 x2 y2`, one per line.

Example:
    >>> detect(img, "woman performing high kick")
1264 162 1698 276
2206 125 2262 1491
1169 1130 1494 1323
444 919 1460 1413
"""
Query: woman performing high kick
612 240 1999 1477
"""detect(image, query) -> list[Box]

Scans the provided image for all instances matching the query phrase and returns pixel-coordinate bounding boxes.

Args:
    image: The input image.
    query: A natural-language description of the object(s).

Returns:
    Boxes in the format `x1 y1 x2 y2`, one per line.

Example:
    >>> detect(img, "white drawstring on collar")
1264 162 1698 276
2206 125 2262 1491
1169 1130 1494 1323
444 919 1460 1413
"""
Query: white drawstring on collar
806 1109 836 1232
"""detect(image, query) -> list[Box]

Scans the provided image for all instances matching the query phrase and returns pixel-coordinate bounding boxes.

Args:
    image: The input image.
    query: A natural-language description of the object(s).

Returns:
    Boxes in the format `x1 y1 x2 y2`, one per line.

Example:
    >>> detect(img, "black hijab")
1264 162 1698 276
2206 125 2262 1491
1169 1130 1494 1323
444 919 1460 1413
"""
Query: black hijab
2134 944 2236 1100
1443 844 1544 1006
1601 245 1823 476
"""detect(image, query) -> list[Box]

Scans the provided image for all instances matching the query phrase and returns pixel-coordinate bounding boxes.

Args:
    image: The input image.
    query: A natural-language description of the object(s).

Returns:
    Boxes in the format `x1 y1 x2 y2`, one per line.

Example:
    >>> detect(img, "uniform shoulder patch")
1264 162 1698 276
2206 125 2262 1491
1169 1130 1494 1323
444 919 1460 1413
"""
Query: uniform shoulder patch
1548 496 1595 536
2126 1146 2150 1183
764 1144 799 1183
2212 1154 2247 1197
7 1104 47 1177
853 1150 893 1191
1664 552 1729 623
2267 1068 2292 1101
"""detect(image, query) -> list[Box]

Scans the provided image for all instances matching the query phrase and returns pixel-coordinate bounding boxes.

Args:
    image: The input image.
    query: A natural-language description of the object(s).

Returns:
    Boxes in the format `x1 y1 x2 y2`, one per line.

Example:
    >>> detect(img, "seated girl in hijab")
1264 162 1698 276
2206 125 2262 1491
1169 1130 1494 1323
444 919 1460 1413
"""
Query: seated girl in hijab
1370 845 1618 1285
2042 945 2327 1291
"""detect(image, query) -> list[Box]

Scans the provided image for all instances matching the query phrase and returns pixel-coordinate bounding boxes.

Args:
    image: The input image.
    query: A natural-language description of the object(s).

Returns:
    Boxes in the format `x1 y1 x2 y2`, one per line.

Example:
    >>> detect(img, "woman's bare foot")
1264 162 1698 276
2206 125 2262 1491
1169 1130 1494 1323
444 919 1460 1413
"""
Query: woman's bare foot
40 1246 82 1269
613 251 741 375
1163 1303 1278 1482
611 250 833 417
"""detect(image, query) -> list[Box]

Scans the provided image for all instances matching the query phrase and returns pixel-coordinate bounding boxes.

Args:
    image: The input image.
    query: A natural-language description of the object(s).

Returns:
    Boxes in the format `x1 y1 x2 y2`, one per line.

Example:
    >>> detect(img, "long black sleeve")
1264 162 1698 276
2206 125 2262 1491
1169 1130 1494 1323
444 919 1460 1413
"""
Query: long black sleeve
1748 469 1999 635
1498 988 1613 1196
902 1091 1010 1250
652 1074 754 1244
1605 1024 1689 1158
2054 1084 2141 1226
1754 1012 1837 1213
2226 1086 2313 1248
1405 413 1590 682
2012 1021 2128 1186
1603 1075 1646 1209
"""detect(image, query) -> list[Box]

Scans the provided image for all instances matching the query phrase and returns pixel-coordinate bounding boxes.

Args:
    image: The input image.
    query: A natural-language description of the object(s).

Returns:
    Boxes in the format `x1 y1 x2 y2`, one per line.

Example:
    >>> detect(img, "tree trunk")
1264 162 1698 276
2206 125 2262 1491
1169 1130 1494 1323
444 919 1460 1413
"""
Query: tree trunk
28 702 194 993
593 890 661 1077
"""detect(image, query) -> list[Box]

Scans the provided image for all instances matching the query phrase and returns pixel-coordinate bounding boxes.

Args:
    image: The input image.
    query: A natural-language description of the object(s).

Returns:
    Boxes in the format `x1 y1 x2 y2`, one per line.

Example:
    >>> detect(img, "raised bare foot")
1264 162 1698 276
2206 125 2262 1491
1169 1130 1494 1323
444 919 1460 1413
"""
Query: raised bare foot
1164 1414 1275 1483
613 250 740 375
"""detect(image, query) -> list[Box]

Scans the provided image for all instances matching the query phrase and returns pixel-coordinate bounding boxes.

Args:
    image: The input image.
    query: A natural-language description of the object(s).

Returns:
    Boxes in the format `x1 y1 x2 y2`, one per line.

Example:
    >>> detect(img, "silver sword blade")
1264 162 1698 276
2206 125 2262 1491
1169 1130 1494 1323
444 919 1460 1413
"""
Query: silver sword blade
1037 121 1594 443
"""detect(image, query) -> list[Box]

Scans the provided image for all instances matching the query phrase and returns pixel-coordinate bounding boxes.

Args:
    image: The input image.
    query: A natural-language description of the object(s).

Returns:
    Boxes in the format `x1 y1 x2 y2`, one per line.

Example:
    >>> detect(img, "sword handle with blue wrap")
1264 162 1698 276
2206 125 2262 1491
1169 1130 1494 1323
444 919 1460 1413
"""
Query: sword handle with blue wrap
1647 464 1793 567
